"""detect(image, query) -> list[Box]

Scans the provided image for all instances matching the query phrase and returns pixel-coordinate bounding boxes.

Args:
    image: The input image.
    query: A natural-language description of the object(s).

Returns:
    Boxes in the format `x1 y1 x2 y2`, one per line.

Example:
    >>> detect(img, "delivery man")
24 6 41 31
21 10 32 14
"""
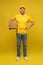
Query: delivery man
9 6 35 61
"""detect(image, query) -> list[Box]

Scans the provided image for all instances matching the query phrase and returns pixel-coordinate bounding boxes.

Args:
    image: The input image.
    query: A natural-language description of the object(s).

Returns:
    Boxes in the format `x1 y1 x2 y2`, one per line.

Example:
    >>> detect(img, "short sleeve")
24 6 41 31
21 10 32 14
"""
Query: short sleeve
28 16 33 22
25 15 33 28
11 15 17 20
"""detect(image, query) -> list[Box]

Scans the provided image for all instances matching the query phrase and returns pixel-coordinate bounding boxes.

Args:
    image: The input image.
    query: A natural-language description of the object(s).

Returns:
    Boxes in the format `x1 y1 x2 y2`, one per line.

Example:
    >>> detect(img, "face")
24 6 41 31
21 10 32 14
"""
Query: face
20 7 25 15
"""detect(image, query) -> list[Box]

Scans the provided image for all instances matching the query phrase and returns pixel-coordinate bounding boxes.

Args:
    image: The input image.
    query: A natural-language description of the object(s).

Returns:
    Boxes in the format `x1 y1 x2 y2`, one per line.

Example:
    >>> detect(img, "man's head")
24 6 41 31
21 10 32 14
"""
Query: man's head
19 6 25 15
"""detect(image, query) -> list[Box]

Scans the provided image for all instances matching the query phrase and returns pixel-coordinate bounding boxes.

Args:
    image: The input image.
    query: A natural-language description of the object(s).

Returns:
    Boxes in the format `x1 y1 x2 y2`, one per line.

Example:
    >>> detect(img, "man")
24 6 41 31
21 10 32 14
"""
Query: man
9 6 35 61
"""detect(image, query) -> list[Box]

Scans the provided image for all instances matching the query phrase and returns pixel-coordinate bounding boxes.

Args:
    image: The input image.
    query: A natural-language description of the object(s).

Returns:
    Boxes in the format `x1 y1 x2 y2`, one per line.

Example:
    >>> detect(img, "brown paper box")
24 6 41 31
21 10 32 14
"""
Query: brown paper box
9 20 17 29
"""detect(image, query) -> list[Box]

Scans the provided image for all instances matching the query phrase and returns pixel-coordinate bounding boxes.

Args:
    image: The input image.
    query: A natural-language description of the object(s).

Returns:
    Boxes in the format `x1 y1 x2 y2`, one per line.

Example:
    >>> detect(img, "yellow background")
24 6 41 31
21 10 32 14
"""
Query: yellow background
0 0 43 65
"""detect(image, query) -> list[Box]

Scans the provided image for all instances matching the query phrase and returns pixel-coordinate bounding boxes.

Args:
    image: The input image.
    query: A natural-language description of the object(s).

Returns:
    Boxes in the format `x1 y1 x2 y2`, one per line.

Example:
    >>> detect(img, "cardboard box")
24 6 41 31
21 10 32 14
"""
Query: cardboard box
9 20 17 29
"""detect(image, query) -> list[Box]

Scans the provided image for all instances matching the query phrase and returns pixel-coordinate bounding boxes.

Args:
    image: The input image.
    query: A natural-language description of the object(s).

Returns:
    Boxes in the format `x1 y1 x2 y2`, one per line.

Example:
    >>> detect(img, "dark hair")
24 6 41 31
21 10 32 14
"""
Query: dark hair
20 7 25 10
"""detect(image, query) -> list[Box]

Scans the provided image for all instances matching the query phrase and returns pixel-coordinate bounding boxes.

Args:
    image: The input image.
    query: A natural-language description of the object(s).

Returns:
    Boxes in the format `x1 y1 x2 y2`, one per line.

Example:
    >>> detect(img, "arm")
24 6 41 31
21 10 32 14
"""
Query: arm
25 21 35 30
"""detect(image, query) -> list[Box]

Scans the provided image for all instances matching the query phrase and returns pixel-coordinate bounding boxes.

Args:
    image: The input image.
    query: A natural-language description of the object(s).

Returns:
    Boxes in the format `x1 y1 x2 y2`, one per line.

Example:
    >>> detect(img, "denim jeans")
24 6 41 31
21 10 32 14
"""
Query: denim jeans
16 33 27 57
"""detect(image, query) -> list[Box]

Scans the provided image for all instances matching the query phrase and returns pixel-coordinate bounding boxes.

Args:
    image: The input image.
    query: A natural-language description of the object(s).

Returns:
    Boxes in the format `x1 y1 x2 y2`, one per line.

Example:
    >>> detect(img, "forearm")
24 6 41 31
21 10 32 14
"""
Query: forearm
25 21 35 30
28 21 35 28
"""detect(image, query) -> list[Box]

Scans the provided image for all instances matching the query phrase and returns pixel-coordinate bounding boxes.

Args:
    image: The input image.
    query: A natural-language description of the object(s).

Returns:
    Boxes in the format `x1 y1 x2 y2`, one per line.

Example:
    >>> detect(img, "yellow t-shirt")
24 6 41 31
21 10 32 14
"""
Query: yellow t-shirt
14 14 33 34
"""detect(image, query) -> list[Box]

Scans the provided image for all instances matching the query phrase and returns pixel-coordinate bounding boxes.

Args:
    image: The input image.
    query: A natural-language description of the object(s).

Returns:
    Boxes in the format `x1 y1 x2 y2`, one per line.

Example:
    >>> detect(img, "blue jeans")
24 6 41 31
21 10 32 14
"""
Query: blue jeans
16 33 27 57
